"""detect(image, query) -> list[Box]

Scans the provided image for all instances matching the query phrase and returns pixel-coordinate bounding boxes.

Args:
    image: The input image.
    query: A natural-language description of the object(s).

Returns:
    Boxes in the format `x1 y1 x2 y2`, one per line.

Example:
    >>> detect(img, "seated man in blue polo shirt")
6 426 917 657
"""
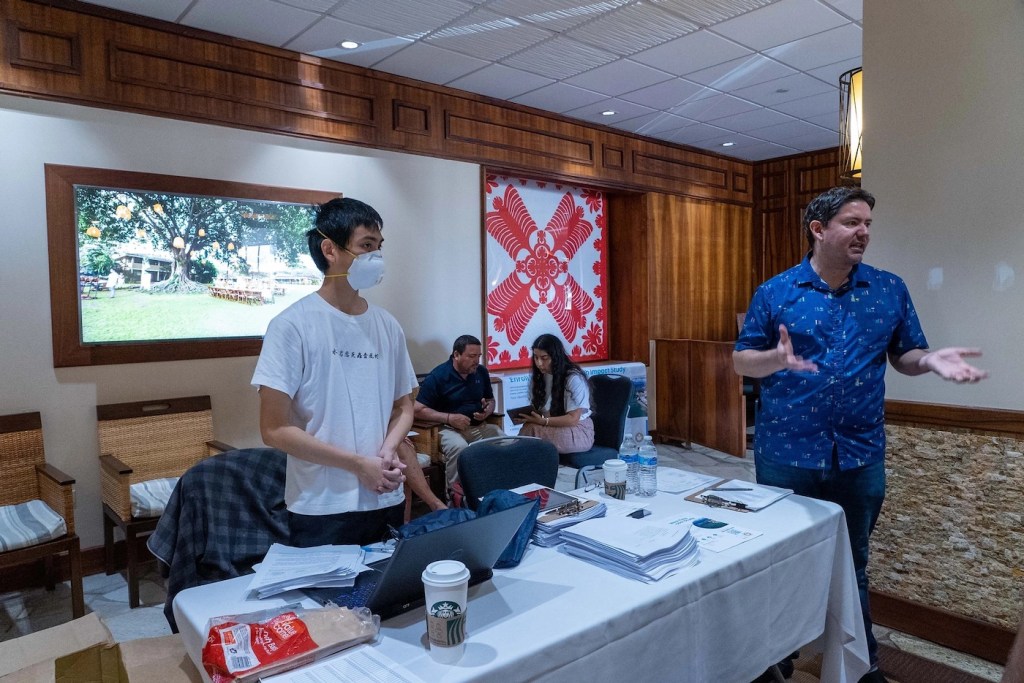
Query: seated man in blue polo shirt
415 334 504 487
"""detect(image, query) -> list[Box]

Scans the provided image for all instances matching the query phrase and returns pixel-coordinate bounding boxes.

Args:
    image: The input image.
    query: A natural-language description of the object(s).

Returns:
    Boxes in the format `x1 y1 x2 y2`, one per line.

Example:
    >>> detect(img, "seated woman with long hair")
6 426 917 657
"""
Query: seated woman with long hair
513 334 595 454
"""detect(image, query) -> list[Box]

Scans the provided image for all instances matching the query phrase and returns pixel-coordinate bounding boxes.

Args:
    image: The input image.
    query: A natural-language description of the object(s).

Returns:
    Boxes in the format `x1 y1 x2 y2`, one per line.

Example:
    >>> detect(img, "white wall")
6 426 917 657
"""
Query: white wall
865 0 1024 408
0 94 481 546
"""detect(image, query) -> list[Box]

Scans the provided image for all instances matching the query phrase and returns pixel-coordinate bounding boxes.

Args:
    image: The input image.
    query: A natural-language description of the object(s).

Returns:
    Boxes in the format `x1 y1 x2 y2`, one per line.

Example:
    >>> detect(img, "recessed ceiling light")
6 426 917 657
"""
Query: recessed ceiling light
339 40 360 49
721 141 735 147
601 110 616 116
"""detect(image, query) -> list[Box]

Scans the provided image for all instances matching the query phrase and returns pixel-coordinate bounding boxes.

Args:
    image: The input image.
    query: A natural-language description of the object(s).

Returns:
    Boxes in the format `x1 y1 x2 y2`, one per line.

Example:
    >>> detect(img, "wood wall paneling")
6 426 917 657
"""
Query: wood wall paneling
648 194 753 342
687 341 745 456
606 193 650 365
654 339 690 443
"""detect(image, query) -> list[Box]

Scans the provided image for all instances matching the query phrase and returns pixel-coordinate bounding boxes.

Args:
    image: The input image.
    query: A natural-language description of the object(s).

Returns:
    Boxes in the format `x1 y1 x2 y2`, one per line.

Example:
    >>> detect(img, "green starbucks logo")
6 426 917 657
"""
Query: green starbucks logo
430 600 462 619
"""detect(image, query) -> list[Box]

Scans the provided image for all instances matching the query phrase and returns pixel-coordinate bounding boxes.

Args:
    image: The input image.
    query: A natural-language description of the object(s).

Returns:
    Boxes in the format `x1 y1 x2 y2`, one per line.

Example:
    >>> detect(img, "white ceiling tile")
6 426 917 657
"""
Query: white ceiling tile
563 98 658 125
820 0 862 22
289 16 395 54
425 9 554 61
683 55 795 90
649 0 777 28
804 111 840 132
773 91 839 119
511 82 608 113
670 92 760 121
710 107 795 132
807 57 862 87
372 43 491 85
565 3 699 56
502 36 619 79
330 0 476 38
619 77 712 109
564 59 673 97
447 64 555 100
730 72 833 107
764 23 861 71
709 0 848 51
489 0 633 32
724 140 801 160
182 0 318 47
667 121 733 144
747 118 833 143
631 29 752 74
780 127 840 151
616 112 695 136
274 0 336 12
78 0 192 22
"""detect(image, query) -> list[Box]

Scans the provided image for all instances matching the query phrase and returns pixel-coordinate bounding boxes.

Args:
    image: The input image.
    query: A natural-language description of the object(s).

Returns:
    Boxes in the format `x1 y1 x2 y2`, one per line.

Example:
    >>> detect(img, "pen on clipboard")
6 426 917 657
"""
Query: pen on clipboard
715 487 752 491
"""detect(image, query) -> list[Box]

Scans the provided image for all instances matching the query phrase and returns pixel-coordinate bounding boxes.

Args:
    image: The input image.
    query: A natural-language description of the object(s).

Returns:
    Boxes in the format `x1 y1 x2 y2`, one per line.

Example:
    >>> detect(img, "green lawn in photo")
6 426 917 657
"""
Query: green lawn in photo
81 285 319 343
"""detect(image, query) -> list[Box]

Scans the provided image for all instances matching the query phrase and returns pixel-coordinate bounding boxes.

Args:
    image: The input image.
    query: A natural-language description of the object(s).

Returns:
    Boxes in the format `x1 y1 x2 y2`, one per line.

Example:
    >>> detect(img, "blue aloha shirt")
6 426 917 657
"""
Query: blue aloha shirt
735 255 928 470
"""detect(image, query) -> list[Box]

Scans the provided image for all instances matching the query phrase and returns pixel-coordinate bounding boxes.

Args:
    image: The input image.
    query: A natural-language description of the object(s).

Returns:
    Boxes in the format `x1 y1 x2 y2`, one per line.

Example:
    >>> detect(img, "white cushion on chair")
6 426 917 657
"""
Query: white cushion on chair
416 452 431 467
129 477 179 518
0 499 67 552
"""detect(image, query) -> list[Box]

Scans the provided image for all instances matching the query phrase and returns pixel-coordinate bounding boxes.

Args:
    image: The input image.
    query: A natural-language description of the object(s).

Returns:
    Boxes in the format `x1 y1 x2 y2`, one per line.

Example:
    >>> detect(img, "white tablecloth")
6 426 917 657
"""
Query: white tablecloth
174 483 869 683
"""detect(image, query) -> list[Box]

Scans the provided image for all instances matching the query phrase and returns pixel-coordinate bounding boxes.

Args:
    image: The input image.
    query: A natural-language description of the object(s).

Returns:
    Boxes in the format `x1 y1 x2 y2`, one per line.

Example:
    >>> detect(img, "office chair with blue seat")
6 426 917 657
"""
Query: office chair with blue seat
456 436 558 511
560 374 634 483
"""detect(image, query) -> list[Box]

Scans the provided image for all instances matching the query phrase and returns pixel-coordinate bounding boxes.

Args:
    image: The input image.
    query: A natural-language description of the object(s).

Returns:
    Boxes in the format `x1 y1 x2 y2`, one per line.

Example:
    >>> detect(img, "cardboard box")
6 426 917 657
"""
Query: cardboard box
0 614 201 683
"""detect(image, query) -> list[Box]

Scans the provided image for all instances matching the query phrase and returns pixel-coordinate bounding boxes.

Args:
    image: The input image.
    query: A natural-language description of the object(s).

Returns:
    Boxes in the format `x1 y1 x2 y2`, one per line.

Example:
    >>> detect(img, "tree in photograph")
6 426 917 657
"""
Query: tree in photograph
75 187 314 294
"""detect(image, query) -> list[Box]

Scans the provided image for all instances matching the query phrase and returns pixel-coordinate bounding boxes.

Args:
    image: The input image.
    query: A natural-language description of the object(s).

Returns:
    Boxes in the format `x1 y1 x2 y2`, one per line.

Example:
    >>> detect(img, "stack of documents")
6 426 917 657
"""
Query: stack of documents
559 516 699 582
531 496 606 547
248 543 366 599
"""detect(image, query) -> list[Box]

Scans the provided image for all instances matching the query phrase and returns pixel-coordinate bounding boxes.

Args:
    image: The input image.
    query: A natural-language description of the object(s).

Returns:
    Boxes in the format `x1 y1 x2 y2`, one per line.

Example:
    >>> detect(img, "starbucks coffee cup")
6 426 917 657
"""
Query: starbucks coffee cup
422 560 470 663
603 458 627 500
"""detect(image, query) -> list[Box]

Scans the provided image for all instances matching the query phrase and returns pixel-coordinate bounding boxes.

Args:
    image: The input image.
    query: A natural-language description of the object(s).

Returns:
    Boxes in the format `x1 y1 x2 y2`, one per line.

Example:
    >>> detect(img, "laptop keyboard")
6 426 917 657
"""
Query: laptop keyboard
330 571 379 609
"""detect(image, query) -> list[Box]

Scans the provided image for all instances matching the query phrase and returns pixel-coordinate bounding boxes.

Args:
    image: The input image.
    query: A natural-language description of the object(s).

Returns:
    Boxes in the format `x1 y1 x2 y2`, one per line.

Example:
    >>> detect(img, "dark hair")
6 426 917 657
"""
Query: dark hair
452 335 482 355
529 333 587 417
306 197 383 273
803 186 876 248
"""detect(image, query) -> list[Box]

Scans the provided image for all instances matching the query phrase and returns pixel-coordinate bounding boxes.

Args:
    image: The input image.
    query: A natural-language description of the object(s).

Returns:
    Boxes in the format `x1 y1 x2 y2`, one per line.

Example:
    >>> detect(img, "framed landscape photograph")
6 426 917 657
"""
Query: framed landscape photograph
45 165 338 367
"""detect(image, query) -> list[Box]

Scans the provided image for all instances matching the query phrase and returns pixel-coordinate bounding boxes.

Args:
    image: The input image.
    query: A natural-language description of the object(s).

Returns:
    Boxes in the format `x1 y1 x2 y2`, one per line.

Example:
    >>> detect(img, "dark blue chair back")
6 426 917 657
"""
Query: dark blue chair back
561 373 634 470
457 436 558 510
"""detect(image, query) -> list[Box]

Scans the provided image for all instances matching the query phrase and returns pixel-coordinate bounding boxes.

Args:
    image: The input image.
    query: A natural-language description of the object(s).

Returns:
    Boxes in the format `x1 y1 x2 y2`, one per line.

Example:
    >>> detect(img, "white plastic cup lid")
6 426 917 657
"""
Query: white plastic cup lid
422 560 470 586
603 458 626 471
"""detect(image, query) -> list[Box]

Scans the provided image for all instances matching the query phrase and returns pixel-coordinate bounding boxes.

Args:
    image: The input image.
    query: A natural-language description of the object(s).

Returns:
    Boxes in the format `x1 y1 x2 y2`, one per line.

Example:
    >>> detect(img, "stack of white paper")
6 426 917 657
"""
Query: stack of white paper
531 499 607 547
559 516 699 582
248 543 367 599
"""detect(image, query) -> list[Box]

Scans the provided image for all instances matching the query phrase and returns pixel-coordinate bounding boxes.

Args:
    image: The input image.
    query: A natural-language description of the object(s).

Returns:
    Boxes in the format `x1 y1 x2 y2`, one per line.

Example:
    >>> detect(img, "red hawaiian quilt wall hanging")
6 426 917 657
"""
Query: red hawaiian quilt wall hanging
484 172 608 370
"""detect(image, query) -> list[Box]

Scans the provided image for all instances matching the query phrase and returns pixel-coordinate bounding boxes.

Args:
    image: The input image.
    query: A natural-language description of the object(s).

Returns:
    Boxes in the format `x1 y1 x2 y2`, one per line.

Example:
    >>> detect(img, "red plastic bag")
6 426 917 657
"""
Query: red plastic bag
203 610 317 683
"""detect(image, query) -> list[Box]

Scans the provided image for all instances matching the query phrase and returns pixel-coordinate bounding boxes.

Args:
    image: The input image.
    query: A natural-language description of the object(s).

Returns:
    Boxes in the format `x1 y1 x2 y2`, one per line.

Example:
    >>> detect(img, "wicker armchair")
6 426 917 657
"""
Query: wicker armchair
97 395 233 608
0 411 83 617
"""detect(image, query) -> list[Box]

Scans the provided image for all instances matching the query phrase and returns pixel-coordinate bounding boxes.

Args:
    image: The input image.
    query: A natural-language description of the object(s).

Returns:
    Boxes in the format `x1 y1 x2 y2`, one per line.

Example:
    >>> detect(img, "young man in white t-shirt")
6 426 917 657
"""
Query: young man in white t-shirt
252 197 420 547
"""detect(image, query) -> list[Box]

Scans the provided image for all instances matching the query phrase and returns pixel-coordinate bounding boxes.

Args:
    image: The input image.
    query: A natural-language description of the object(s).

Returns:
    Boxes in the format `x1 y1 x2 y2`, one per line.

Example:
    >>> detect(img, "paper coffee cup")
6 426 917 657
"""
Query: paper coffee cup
422 560 470 663
603 458 627 500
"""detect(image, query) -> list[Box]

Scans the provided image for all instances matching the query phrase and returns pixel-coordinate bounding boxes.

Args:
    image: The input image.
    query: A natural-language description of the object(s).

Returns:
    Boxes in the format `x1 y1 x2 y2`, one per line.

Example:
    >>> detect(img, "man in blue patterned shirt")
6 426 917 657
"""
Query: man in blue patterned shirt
735 186 987 683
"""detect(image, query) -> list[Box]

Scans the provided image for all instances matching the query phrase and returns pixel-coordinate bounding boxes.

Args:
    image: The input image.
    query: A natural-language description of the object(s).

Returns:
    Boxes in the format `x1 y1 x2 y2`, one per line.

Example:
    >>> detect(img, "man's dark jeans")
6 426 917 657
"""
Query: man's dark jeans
755 453 886 666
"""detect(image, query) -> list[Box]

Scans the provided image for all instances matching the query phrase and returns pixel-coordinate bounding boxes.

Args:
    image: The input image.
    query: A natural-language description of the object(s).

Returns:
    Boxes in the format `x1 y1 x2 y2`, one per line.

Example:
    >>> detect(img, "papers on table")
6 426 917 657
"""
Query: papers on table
559 516 699 582
666 515 763 552
689 479 793 511
656 468 722 494
248 544 366 599
527 489 606 547
263 645 426 683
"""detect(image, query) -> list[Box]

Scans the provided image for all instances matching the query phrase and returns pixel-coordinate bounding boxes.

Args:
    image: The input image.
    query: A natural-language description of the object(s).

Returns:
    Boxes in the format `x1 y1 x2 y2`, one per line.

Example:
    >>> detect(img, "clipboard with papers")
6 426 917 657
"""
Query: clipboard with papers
685 479 793 512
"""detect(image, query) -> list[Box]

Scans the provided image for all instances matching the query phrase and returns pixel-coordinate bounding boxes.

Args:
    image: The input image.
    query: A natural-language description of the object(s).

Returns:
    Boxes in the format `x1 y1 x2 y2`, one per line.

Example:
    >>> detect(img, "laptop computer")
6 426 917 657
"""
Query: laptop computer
303 502 534 619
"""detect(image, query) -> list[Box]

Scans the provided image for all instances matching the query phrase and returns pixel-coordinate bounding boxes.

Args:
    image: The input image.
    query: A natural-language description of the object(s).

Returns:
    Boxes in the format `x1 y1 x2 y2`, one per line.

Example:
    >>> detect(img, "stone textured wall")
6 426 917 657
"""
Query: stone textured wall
873 425 1024 628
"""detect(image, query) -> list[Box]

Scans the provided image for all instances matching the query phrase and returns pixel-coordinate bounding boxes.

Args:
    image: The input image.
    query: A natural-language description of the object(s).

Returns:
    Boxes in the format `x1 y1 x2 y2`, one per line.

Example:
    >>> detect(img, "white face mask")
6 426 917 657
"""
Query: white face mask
344 250 385 290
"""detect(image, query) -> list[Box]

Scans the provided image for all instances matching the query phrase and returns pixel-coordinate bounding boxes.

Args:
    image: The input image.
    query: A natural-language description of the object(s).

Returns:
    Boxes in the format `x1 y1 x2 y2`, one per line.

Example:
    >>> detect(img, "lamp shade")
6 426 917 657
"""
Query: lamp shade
839 67 863 180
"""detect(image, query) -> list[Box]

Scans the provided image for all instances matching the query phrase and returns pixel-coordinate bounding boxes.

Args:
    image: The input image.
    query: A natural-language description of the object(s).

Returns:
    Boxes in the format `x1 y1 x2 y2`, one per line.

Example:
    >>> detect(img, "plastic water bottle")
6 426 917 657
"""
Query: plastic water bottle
618 433 639 494
638 436 658 497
